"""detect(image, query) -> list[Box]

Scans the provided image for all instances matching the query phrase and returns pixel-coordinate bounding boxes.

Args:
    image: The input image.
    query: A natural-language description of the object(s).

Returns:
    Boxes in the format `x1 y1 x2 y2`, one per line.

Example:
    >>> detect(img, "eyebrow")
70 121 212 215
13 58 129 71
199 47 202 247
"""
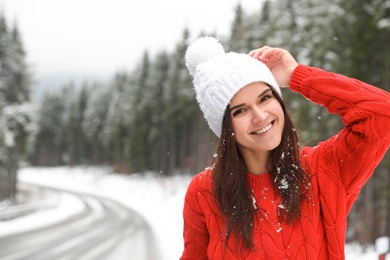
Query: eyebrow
230 88 272 111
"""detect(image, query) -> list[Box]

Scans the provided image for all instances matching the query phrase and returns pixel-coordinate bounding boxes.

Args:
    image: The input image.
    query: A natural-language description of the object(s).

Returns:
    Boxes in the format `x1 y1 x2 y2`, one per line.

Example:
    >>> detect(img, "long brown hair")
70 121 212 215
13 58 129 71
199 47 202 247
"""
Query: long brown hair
211 86 310 250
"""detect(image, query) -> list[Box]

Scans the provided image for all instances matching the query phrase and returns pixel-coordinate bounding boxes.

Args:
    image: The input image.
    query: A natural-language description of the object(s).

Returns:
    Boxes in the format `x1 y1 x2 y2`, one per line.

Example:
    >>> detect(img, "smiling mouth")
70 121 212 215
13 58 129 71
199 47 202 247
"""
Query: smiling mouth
251 122 273 135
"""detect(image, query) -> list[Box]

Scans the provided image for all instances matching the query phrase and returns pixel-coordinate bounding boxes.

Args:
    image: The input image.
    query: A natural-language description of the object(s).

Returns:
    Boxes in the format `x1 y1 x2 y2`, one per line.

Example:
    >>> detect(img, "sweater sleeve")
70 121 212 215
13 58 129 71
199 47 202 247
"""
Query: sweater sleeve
290 65 390 202
180 174 210 260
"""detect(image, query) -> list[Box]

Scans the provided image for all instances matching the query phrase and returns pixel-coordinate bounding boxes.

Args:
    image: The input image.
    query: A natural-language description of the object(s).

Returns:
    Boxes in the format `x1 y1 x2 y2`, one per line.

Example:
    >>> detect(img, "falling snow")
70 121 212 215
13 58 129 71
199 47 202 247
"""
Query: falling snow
251 195 258 210
278 178 289 190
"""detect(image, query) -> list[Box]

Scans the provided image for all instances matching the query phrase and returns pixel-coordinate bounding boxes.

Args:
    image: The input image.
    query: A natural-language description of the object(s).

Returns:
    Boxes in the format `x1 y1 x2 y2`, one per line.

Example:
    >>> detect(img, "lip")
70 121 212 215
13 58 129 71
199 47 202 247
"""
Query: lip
250 121 274 135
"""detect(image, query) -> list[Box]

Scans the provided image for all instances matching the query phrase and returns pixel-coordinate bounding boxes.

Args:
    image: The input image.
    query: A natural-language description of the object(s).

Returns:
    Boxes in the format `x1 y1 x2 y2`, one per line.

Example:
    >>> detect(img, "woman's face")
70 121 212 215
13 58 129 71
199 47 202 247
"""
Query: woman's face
229 82 285 158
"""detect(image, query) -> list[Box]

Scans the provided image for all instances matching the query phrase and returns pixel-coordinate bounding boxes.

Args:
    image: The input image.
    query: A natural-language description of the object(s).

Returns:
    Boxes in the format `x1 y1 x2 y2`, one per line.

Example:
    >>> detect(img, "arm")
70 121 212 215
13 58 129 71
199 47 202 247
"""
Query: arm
180 176 209 260
250 46 390 193
290 65 390 194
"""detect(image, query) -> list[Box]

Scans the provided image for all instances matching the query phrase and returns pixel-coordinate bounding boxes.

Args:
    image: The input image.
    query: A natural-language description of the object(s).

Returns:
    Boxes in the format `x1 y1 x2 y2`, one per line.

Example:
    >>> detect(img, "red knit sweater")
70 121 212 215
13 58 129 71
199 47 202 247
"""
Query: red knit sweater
180 65 390 259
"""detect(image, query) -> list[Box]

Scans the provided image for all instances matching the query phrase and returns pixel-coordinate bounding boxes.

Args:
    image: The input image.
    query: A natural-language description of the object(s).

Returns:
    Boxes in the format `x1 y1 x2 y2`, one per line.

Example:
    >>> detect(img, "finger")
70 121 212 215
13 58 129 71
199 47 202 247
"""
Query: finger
259 48 284 64
248 46 271 59
248 49 260 58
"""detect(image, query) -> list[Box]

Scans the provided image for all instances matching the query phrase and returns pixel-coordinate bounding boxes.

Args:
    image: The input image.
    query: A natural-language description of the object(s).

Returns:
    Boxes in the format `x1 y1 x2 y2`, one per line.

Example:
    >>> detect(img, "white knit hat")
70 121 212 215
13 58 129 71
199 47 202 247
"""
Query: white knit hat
185 36 281 138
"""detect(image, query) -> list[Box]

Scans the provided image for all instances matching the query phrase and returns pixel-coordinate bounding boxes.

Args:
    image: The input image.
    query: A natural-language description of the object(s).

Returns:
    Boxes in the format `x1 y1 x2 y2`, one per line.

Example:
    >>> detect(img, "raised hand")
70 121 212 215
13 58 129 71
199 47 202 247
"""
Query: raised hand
249 46 298 88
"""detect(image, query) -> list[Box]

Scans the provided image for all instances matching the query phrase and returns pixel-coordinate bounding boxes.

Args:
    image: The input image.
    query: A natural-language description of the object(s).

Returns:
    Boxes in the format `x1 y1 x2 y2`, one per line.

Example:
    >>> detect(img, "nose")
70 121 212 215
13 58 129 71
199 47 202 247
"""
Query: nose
252 106 267 124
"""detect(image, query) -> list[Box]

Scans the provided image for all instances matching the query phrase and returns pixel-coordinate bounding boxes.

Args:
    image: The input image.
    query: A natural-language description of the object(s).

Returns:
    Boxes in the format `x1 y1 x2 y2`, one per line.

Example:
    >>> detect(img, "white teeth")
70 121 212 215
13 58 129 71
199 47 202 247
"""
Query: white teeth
253 123 272 134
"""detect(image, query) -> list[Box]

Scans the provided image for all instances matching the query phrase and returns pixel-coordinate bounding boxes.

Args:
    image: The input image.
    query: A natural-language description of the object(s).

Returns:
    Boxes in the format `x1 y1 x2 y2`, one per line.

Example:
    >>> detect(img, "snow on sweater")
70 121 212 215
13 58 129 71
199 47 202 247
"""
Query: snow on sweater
180 65 390 260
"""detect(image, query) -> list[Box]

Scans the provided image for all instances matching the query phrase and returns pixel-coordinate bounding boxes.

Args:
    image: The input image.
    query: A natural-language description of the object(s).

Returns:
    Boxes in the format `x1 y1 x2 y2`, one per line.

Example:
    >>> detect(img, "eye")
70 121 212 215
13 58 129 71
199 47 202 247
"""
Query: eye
232 108 245 117
260 94 272 103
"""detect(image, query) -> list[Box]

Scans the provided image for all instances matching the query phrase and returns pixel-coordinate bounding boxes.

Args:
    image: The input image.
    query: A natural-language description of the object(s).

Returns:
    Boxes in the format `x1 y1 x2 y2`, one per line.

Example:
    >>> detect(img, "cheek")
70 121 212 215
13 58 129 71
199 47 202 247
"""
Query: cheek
231 118 247 139
272 102 285 122
279 109 285 126
231 119 240 134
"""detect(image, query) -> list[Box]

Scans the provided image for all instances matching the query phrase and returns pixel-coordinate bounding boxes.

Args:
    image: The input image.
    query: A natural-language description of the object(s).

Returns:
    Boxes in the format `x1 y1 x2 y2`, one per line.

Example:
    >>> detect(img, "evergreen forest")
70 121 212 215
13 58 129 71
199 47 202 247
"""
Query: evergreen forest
1 0 390 246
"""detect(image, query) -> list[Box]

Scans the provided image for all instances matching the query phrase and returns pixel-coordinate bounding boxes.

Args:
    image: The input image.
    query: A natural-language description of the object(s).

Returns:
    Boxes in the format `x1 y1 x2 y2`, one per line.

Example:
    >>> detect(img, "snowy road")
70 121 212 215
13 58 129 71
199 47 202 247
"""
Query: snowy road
0 184 159 260
0 167 383 260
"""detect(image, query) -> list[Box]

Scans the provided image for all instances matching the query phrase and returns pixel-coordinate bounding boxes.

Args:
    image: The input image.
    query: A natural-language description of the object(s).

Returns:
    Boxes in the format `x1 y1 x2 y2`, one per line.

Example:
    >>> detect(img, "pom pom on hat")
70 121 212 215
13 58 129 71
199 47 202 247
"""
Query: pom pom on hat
185 36 281 138
185 36 225 77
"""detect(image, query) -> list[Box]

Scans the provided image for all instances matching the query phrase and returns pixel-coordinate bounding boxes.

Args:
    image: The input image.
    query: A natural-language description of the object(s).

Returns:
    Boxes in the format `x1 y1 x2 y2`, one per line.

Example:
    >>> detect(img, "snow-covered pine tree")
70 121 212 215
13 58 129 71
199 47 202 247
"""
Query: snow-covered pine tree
0 14 32 202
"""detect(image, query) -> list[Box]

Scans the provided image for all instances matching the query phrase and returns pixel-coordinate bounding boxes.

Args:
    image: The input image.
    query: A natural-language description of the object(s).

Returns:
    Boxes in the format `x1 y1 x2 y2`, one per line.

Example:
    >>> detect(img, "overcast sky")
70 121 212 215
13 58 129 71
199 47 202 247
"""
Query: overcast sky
0 0 262 91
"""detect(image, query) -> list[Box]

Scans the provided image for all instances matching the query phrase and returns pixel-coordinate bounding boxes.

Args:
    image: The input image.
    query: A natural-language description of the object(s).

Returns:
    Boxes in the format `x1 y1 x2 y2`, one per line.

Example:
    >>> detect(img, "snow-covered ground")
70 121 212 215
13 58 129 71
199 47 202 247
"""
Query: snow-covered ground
0 166 387 259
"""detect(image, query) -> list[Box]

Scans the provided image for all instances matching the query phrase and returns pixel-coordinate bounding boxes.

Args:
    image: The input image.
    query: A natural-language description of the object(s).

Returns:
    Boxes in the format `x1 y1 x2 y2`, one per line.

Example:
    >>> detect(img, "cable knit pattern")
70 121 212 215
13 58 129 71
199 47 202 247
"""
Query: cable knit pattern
180 65 390 259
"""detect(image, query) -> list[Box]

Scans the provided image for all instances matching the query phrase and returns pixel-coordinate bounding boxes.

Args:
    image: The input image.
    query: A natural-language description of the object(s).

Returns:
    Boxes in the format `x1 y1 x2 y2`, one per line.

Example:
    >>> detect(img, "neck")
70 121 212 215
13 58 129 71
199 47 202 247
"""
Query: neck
240 149 269 175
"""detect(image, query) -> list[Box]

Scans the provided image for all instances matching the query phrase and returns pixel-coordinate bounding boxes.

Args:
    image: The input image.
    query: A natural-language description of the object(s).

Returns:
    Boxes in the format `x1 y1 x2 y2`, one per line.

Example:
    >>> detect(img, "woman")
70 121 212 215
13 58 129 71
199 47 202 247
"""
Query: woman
181 36 390 259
